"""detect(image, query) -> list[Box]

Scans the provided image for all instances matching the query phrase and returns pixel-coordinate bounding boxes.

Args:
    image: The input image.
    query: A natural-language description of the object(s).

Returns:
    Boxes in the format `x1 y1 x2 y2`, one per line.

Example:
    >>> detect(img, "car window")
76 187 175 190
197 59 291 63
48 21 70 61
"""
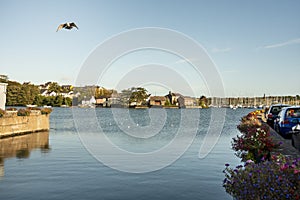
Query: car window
286 108 300 118
271 106 281 115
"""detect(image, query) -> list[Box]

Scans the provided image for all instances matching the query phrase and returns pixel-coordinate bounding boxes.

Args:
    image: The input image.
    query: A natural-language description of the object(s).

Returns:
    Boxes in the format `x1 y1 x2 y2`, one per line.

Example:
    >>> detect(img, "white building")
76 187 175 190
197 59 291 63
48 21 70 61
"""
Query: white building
0 83 8 110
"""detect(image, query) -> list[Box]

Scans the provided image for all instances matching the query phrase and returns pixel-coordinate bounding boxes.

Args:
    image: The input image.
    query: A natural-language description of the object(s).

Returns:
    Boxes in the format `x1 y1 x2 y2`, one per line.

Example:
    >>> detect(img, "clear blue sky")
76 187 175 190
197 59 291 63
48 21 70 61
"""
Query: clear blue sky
1 0 299 97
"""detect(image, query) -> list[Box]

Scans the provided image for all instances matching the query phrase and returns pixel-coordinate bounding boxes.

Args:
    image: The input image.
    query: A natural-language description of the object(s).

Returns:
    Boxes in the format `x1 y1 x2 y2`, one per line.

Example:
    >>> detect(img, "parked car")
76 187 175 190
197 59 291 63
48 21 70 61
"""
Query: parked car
266 104 290 127
274 106 300 138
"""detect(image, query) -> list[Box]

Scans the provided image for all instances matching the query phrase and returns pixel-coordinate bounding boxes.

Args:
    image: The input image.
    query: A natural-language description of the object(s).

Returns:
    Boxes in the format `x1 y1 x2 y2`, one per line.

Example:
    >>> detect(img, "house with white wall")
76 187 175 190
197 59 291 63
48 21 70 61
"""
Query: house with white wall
0 83 8 110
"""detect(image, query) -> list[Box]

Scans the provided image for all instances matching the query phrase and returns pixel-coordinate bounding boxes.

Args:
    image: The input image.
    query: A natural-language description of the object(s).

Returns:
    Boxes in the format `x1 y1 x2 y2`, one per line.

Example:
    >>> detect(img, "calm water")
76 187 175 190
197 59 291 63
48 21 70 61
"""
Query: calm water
0 108 253 200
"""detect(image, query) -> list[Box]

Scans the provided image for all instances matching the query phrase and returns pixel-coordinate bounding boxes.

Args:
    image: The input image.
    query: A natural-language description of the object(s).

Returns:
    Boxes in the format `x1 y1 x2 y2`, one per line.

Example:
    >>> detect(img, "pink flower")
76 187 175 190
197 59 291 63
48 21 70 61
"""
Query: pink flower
246 160 254 164
280 164 288 171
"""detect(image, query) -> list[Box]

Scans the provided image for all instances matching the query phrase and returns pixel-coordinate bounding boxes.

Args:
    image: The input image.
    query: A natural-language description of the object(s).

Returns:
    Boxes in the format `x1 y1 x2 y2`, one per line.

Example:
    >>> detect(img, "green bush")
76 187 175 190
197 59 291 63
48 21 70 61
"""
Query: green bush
17 108 30 116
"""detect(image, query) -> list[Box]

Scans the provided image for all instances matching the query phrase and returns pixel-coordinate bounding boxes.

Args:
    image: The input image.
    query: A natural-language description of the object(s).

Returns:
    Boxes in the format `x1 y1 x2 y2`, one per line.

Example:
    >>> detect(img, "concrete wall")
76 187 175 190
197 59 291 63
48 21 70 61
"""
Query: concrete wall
0 83 8 110
0 114 50 138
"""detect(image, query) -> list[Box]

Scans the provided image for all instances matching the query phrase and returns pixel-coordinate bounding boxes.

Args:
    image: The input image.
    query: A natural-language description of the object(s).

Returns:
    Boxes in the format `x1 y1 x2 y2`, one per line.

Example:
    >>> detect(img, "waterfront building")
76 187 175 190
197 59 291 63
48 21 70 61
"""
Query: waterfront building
0 83 8 110
149 96 166 106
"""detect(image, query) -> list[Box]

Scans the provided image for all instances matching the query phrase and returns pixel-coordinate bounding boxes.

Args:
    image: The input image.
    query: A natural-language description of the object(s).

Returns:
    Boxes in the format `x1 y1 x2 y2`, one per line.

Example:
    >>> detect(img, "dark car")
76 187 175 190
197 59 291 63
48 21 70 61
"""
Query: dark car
274 106 300 138
266 104 290 127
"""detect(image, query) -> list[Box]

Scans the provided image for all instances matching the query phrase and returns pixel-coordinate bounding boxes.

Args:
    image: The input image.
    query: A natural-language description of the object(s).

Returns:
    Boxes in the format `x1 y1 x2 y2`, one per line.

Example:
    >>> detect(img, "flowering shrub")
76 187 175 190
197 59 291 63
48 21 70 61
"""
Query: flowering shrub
0 109 5 117
223 154 300 200
41 108 52 115
233 112 279 163
224 111 300 199
237 112 263 133
17 108 30 116
233 126 280 162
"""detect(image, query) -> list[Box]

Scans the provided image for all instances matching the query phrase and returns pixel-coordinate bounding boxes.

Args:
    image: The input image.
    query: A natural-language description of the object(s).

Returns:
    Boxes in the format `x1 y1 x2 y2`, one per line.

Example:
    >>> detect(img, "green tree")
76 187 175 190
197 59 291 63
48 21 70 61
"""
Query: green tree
164 98 171 106
94 86 113 98
62 97 72 106
54 95 63 107
48 82 61 93
33 95 44 106
5 81 39 106
19 83 40 105
199 95 208 108
6 83 22 106
43 96 55 107
129 87 150 106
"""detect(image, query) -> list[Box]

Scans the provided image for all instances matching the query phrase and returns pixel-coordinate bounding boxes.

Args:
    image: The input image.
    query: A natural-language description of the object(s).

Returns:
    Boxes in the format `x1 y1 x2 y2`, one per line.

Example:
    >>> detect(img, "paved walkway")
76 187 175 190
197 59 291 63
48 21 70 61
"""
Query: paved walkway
258 114 300 158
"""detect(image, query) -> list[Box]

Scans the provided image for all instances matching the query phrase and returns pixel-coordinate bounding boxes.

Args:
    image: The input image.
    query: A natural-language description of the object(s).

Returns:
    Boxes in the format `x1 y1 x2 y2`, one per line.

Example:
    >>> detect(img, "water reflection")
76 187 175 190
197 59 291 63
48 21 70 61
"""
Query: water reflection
0 158 3 177
0 131 50 178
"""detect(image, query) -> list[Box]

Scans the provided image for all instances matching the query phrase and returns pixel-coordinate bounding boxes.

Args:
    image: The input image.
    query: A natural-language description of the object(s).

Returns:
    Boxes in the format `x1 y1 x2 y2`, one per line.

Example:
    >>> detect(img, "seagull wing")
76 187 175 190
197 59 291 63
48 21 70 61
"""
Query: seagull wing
70 22 79 29
56 23 65 32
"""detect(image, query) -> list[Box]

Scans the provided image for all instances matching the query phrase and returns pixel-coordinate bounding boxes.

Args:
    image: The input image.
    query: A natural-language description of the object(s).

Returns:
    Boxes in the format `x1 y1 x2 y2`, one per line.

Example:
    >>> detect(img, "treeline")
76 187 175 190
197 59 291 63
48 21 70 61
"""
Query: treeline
1 77 208 107
1 79 72 107
33 95 72 107
5 80 40 106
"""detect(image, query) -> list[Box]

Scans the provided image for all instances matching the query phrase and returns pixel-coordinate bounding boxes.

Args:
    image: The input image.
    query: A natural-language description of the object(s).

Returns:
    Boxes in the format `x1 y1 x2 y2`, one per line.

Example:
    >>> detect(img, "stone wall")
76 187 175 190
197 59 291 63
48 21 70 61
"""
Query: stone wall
0 114 50 138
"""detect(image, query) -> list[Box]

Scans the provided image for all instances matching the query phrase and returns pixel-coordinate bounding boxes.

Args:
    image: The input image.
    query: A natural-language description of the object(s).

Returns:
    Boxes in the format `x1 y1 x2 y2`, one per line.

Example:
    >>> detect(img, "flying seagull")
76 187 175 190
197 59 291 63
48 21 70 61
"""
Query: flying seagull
56 22 78 32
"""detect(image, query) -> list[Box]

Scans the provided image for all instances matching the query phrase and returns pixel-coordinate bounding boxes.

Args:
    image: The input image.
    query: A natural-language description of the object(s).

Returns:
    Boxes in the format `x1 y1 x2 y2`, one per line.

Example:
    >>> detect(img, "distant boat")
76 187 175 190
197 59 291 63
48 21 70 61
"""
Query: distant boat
26 105 37 108
43 105 52 108
78 104 95 108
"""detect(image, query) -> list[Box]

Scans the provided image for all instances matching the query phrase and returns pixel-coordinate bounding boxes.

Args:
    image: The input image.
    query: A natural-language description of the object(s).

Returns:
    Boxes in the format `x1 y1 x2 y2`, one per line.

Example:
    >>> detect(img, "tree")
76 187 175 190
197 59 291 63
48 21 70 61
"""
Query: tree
5 80 39 106
43 96 55 106
199 95 208 108
6 82 22 106
165 98 171 106
19 83 40 105
53 95 63 107
33 95 44 106
48 82 61 93
129 87 150 106
63 97 72 106
94 86 113 98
